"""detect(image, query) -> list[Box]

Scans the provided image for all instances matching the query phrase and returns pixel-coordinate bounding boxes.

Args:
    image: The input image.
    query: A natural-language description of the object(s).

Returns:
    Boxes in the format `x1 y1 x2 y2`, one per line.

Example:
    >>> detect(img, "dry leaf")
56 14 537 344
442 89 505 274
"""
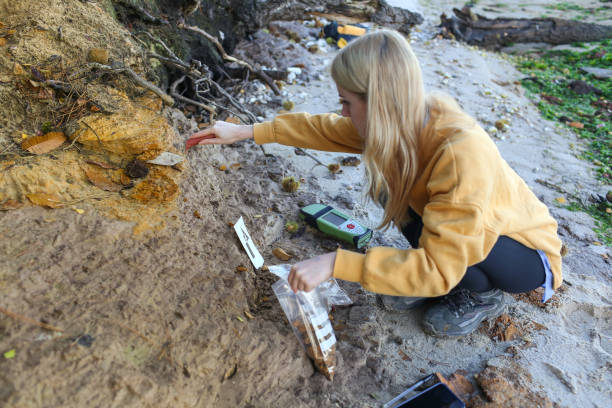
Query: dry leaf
83 165 123 192
27 192 63 208
13 62 25 76
0 38 6 47
398 350 411 361
568 122 584 129
225 116 241 124
85 159 117 169
272 247 292 261
21 132 66 154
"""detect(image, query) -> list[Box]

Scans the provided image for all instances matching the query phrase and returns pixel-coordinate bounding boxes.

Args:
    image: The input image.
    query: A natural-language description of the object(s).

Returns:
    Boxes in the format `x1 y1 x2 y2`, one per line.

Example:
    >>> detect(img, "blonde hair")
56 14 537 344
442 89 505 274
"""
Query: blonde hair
331 30 426 229
331 30 473 229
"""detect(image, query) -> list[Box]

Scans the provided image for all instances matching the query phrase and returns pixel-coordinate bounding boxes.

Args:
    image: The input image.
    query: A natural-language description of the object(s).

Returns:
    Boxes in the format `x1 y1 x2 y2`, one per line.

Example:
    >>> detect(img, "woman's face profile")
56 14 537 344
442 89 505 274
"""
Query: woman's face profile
337 85 367 139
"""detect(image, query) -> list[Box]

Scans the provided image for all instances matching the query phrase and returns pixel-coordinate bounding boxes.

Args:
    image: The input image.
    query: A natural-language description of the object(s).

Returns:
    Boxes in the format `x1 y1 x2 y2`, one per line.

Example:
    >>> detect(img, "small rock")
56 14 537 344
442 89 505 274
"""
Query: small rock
272 247 292 261
87 48 109 65
341 156 360 166
568 80 602 95
76 334 94 347
125 159 149 178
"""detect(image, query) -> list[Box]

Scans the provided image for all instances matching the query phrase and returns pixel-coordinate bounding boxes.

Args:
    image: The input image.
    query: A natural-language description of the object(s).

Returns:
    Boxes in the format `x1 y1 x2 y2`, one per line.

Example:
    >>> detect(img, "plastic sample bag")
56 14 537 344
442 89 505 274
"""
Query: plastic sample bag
269 265 352 380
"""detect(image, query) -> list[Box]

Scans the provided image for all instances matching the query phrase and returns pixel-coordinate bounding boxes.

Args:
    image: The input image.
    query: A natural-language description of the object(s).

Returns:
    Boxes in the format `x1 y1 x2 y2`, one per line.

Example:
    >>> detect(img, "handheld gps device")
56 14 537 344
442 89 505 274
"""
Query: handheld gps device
299 204 373 249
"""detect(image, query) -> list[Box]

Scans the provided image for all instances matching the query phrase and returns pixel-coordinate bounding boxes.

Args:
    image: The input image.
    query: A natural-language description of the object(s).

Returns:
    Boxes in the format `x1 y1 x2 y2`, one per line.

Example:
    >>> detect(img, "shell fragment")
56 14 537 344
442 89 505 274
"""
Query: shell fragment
146 152 184 166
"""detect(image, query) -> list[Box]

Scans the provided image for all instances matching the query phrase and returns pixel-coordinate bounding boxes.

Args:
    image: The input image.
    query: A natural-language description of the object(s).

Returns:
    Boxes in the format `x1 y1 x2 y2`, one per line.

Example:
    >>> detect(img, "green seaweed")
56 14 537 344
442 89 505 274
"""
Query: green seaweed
516 41 611 245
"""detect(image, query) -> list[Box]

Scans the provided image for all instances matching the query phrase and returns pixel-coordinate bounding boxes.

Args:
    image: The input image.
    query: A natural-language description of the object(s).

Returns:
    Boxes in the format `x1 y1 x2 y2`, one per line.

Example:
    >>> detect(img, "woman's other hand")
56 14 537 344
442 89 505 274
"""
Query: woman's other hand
188 121 253 145
288 252 337 293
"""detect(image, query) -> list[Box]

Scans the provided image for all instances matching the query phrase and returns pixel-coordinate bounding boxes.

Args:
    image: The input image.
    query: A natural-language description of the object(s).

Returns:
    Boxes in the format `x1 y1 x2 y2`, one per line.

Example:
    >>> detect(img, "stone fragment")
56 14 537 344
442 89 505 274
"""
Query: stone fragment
87 48 109 64
83 165 123 192
125 160 149 179
470 358 554 408
68 91 174 155
130 169 178 203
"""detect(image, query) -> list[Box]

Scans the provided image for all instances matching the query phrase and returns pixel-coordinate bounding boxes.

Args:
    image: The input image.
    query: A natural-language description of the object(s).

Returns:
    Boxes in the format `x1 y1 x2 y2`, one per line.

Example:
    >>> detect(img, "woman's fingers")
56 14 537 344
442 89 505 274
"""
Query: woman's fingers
188 126 215 140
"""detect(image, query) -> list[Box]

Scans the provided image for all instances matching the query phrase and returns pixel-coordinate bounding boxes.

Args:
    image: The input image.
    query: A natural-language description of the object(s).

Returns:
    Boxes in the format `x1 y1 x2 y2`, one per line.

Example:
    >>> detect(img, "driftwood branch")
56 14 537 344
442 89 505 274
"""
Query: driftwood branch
179 22 281 95
170 75 216 115
440 7 612 49
87 62 174 105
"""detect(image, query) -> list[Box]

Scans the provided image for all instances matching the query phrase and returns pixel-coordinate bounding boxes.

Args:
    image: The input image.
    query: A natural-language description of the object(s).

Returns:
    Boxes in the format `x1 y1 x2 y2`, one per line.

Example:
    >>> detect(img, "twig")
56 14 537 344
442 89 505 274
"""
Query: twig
170 75 216 115
87 62 174 105
294 147 325 167
135 31 180 61
0 306 64 332
207 78 257 123
179 22 280 95
403 346 450 367
0 143 14 155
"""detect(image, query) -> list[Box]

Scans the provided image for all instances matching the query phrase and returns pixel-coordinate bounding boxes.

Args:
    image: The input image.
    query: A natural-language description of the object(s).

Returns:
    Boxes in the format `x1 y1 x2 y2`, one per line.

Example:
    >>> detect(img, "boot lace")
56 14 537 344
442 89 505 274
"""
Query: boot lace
442 289 484 318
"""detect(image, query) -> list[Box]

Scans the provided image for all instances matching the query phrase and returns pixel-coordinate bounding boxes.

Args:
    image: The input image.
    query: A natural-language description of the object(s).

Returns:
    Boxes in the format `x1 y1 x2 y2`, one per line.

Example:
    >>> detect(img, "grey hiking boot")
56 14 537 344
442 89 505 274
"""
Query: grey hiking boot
422 288 505 336
378 294 427 312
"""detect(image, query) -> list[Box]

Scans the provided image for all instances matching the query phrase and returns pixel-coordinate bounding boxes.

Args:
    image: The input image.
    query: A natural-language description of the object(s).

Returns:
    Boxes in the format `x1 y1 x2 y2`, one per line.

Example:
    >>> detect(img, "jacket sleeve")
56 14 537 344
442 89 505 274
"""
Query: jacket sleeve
253 112 363 153
332 142 494 297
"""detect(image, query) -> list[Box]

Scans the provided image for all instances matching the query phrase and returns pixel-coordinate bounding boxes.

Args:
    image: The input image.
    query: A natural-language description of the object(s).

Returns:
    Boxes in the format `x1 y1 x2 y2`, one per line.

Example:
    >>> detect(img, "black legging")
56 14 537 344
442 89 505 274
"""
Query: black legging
401 208 545 294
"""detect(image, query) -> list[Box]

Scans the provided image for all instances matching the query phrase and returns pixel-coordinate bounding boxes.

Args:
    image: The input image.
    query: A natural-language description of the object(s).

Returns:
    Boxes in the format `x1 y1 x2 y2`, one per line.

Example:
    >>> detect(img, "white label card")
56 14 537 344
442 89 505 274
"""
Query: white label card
234 217 264 269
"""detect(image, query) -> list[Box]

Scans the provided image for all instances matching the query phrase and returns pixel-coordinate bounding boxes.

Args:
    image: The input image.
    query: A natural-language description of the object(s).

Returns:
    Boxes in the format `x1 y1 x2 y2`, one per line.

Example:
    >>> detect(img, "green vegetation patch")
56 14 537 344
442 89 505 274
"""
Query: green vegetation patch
516 41 612 245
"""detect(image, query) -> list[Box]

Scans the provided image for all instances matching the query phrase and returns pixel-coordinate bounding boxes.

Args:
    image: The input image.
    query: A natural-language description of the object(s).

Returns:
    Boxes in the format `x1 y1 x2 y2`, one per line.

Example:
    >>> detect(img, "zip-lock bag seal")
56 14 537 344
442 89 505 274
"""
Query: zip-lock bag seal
269 265 352 380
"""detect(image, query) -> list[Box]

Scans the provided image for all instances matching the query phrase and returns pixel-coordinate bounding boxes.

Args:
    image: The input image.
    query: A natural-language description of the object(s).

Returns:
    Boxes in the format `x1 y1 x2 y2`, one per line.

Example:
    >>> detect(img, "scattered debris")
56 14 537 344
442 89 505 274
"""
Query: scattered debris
328 163 341 173
285 221 299 233
469 358 555 407
435 371 474 401
341 156 360 166
281 176 300 192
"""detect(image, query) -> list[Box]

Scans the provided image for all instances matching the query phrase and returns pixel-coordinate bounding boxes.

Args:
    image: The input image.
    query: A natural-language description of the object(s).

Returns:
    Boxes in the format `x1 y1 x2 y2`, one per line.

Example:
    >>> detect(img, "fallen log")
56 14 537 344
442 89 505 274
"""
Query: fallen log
440 7 612 49
234 0 423 34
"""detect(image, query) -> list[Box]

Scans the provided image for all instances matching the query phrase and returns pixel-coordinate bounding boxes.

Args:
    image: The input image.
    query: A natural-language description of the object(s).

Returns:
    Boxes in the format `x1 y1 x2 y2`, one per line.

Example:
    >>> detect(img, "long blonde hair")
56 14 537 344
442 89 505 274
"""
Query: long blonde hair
331 30 427 229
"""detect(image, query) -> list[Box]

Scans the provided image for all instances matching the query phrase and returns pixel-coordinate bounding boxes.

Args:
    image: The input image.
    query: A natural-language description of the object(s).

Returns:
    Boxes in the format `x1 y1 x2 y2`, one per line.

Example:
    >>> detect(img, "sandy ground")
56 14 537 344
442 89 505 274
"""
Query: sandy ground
262 1 612 406
1 1 611 407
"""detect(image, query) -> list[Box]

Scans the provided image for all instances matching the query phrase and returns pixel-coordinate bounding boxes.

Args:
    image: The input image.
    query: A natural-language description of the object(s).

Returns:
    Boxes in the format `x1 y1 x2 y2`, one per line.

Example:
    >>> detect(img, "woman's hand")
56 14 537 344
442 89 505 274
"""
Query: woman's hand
288 252 337 293
188 121 254 145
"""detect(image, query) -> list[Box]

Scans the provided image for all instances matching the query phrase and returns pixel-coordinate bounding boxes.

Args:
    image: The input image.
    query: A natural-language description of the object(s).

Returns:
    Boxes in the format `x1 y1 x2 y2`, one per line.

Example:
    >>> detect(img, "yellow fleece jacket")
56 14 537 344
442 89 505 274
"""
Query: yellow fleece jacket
253 111 563 297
